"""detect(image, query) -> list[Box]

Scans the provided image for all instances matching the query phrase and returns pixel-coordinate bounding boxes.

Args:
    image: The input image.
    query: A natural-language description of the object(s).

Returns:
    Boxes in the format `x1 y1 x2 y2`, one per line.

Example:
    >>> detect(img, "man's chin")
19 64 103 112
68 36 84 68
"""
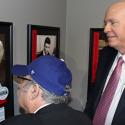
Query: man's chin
108 41 117 48
19 107 27 114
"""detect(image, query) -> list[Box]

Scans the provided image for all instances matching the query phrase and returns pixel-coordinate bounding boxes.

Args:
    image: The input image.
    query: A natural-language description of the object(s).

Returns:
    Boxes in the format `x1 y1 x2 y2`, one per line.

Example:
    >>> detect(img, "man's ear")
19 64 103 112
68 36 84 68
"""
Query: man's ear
29 84 40 100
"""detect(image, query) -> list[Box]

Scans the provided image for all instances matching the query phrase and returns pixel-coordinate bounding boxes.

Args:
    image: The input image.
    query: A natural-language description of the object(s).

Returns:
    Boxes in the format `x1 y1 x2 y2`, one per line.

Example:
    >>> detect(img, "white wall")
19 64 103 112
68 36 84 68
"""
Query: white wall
0 0 66 115
66 0 121 111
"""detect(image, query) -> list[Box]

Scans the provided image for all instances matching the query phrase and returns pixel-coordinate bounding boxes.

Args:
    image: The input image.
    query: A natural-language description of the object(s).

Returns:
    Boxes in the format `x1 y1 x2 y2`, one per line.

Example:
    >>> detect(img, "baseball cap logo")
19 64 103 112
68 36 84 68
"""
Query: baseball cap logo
60 59 64 62
64 93 68 96
31 70 35 74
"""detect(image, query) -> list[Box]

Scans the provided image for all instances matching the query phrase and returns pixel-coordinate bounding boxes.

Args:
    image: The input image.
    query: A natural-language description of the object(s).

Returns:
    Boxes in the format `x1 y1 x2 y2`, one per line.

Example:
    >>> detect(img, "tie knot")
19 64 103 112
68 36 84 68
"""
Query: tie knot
118 57 124 65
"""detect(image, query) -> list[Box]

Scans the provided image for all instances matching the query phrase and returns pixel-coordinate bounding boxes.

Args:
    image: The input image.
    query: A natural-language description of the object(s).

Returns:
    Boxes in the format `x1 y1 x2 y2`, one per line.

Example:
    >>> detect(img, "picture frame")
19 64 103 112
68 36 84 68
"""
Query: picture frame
27 24 60 64
0 21 14 119
87 28 108 95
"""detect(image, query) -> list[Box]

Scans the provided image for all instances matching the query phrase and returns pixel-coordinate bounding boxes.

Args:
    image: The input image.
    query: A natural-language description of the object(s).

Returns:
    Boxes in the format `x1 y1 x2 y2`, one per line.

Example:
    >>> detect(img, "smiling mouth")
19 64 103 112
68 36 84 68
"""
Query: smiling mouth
108 36 115 38
107 36 116 40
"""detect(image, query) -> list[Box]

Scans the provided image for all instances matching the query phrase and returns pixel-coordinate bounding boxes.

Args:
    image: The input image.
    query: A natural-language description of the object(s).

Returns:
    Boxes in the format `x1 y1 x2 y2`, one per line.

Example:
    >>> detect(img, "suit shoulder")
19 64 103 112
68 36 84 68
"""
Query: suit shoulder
0 114 35 125
99 46 117 59
101 46 117 53
66 106 93 125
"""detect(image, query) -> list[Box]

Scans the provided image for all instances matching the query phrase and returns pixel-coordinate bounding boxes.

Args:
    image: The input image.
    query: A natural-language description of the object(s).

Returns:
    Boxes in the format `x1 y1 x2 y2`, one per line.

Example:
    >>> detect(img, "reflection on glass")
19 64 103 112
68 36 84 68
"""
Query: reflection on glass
0 34 5 86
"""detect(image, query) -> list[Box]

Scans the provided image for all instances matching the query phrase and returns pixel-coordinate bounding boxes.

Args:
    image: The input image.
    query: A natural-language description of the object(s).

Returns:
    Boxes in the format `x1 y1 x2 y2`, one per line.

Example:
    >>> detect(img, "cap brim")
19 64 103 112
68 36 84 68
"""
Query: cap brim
11 65 29 76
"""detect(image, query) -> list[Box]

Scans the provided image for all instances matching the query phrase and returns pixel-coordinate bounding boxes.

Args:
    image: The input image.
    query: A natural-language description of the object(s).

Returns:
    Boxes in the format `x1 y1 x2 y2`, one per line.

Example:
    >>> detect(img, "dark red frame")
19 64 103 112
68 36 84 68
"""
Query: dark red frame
27 24 60 64
87 28 108 95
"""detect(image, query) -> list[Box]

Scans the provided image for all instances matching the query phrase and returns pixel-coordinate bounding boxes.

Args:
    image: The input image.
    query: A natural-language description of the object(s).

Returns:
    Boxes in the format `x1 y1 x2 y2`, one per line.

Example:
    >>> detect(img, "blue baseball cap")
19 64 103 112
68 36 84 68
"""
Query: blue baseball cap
11 55 72 96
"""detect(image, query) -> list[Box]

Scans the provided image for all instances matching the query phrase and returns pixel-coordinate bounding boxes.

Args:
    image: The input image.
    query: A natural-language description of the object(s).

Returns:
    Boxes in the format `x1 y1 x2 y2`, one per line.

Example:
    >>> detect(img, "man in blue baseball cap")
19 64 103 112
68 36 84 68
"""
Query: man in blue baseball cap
0 55 92 125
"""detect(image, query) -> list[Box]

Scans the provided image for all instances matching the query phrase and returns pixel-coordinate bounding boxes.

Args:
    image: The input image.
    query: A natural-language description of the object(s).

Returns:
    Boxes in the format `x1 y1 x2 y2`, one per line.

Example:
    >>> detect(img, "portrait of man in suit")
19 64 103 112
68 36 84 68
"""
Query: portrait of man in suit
37 35 57 58
37 37 51 58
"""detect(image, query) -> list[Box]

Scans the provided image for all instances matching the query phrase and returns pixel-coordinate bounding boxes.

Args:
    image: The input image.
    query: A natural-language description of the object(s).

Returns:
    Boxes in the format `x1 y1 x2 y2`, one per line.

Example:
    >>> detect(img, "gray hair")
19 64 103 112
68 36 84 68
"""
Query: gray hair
22 76 71 104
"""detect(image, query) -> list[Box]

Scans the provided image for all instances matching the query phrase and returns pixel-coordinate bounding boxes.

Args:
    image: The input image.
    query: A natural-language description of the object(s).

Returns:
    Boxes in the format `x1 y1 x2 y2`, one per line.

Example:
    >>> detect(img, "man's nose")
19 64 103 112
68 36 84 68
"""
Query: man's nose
18 83 21 88
104 24 111 33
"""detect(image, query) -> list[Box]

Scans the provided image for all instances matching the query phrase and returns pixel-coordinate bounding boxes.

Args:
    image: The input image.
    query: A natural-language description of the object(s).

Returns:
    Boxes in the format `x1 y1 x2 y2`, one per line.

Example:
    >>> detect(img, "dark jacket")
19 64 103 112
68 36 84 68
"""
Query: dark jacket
37 50 50 58
84 46 125 125
1 104 92 125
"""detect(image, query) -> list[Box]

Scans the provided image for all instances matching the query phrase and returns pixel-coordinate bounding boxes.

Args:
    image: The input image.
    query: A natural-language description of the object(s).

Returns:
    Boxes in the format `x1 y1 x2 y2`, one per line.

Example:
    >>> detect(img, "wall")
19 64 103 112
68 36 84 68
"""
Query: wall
0 0 66 115
66 0 121 111
0 0 122 116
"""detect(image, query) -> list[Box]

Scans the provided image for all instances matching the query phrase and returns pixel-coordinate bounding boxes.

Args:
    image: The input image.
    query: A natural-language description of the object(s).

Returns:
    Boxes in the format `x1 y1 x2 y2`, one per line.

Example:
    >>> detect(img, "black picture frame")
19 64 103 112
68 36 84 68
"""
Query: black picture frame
87 28 108 96
27 24 60 64
0 21 14 119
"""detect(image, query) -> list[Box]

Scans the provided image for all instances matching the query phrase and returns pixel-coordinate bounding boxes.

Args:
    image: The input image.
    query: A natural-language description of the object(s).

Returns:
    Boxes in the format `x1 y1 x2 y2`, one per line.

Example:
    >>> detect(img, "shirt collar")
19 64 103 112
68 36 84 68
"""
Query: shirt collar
117 52 125 62
34 103 51 114
43 49 46 55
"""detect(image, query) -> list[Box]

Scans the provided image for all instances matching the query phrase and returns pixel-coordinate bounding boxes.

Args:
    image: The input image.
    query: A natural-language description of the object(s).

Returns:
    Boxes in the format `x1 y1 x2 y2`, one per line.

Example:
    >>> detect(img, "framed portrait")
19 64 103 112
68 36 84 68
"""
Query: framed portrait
27 24 60 64
87 28 108 94
0 22 14 120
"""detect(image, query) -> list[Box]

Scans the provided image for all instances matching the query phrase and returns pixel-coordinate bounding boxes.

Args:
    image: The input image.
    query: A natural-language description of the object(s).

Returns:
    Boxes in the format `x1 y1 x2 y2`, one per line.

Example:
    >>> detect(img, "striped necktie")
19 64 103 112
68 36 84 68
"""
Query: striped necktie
93 56 124 125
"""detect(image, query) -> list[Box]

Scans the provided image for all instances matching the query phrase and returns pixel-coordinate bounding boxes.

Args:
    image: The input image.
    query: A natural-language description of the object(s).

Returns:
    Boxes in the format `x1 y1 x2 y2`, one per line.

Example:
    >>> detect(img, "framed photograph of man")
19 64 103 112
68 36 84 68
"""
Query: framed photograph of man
27 24 60 64
0 21 13 119
37 35 57 57
87 28 108 95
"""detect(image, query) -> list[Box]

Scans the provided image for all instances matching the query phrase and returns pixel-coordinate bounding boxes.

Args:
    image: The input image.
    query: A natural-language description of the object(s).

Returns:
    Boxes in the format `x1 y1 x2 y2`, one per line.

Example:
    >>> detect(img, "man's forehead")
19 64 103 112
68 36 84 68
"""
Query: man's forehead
106 2 125 16
45 43 50 47
104 6 125 21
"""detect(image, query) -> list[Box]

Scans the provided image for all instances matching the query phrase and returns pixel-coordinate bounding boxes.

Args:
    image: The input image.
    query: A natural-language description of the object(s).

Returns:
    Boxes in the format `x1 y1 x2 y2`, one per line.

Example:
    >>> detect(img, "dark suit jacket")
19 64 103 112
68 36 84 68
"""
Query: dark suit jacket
0 104 92 125
84 46 125 125
37 50 50 58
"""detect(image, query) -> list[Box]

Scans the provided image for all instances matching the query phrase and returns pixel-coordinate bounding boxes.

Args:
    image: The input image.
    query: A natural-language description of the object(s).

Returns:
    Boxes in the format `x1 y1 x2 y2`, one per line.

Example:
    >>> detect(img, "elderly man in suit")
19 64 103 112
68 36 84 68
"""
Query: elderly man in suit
0 55 92 125
84 1 125 125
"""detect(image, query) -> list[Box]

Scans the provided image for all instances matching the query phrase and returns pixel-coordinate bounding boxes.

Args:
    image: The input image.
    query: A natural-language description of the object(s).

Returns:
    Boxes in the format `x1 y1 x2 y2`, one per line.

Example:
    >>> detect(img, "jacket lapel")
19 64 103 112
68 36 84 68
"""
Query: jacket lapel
94 47 125 122
112 89 125 122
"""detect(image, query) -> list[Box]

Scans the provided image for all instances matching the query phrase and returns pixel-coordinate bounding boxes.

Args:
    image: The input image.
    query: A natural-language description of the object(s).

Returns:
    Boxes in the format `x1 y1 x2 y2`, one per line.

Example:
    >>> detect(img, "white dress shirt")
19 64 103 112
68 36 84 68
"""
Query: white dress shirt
102 52 125 125
43 50 46 55
34 103 51 114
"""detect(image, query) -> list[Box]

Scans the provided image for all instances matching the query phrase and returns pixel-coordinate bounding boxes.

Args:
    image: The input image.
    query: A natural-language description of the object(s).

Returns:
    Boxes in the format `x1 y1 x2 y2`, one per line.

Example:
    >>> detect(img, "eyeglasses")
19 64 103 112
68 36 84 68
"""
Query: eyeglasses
16 76 32 84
